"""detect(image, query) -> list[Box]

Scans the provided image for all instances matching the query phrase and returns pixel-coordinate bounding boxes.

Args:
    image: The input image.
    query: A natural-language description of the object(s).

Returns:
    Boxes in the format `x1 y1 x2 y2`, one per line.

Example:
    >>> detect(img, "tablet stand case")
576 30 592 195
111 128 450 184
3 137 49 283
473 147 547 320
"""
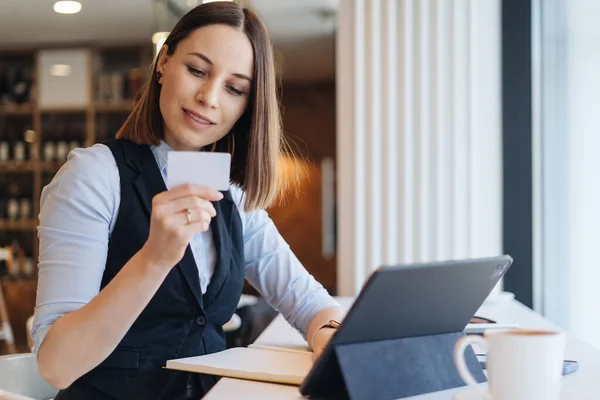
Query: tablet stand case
310 331 485 400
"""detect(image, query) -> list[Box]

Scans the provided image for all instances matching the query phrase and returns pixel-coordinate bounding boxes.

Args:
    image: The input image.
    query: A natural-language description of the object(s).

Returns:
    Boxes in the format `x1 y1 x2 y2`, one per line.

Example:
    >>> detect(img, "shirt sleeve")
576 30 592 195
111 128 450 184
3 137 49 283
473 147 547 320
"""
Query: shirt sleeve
231 186 340 338
31 144 120 353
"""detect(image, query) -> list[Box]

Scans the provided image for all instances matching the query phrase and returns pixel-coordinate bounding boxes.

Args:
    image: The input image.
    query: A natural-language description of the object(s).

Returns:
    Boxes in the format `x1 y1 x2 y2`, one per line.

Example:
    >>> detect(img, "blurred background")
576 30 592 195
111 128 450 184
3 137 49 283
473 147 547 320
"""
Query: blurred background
0 0 599 354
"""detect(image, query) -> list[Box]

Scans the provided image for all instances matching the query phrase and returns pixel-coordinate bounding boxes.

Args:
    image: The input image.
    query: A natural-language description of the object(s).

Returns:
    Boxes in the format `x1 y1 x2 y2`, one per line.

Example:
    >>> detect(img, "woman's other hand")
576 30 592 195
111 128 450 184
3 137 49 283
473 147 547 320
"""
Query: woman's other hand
311 327 336 360
141 183 223 270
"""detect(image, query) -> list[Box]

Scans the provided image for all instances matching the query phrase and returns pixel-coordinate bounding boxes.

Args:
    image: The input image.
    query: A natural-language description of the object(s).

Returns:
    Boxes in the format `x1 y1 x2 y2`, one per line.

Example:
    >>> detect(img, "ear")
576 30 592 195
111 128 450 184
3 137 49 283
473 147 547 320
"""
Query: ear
156 44 170 83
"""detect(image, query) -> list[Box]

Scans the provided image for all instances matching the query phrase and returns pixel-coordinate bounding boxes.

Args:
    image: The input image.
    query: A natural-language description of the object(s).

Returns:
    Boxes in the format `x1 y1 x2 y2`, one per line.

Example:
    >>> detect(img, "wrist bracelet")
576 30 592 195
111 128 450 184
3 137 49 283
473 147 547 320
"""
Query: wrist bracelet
310 319 341 350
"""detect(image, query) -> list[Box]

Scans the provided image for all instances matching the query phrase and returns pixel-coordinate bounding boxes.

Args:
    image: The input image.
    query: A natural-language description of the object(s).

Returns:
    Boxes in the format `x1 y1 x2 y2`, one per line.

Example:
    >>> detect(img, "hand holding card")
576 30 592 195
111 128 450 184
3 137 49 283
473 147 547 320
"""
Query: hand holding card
167 151 231 191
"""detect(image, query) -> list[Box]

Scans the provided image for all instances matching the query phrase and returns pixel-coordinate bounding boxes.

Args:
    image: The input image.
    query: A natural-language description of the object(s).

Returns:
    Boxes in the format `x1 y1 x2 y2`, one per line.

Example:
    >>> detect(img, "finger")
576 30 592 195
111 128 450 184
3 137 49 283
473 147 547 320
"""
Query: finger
181 219 211 236
153 184 222 207
156 196 216 218
155 208 210 232
175 208 213 227
164 184 224 202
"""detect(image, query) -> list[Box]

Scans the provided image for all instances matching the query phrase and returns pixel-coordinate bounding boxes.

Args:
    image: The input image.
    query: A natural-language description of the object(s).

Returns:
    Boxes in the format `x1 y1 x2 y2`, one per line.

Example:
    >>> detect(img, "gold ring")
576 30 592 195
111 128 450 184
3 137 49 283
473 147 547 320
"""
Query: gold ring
186 209 193 225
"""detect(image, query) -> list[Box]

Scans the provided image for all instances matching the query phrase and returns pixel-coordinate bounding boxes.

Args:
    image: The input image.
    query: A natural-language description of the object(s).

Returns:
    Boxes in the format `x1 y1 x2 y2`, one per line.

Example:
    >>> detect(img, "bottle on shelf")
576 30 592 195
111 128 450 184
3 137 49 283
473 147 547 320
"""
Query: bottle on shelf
43 119 57 162
24 130 37 161
43 141 56 162
56 141 69 162
6 198 20 221
12 66 31 104
3 128 15 163
6 181 22 221
0 142 9 163
13 140 26 163
19 198 31 221
98 73 109 102
111 72 124 103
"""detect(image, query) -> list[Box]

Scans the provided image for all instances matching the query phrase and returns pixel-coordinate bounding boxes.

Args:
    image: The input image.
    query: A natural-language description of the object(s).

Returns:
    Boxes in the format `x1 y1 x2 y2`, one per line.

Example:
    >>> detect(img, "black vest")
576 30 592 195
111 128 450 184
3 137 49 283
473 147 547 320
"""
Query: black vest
55 139 245 399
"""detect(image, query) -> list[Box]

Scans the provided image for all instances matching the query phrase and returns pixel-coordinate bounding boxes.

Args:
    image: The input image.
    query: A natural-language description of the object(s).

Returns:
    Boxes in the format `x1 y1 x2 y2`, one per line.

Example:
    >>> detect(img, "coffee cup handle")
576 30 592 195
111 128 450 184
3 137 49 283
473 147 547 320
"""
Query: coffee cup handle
454 335 487 387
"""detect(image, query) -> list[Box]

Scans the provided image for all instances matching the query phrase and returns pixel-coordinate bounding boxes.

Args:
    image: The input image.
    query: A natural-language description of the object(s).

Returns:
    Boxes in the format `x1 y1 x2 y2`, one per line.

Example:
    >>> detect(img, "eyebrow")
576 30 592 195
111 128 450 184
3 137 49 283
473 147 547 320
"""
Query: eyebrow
188 52 253 82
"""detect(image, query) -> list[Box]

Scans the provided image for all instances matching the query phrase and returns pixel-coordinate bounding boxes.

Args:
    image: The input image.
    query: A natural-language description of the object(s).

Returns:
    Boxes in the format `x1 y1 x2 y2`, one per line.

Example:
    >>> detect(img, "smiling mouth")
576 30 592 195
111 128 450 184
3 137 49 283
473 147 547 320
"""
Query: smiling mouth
183 108 215 125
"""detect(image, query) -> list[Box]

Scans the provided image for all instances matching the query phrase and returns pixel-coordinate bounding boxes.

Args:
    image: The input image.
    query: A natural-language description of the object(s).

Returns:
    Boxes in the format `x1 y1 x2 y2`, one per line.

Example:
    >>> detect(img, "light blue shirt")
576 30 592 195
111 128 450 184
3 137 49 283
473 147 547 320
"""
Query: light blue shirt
32 140 339 352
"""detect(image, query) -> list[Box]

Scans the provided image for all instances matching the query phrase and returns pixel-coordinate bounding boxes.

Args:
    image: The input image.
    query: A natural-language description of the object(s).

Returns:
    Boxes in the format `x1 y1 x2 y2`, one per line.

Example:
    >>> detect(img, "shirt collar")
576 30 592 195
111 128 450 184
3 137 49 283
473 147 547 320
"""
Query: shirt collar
150 140 172 176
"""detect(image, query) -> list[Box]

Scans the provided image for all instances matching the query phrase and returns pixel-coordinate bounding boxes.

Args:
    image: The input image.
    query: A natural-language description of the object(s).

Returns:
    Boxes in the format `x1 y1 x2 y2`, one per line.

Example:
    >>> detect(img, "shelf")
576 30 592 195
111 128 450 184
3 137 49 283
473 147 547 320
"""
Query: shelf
0 161 35 173
0 161 64 173
0 44 149 278
0 103 34 115
94 101 134 113
39 106 87 114
0 219 37 232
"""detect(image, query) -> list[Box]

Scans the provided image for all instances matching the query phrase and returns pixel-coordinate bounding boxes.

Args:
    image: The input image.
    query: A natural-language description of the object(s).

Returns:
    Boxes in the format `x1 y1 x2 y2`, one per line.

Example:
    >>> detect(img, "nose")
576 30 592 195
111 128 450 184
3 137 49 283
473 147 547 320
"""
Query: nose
196 78 219 109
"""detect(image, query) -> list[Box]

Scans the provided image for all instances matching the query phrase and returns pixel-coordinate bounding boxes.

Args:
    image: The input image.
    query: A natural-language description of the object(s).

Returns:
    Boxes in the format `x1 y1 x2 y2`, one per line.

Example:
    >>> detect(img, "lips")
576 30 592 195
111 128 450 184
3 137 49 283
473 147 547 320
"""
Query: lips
182 108 215 125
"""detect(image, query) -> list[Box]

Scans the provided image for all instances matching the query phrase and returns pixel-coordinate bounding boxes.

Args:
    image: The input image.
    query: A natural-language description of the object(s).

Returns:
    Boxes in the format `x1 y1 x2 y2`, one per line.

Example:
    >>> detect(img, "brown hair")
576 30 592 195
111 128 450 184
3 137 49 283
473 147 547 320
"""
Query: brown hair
116 1 295 211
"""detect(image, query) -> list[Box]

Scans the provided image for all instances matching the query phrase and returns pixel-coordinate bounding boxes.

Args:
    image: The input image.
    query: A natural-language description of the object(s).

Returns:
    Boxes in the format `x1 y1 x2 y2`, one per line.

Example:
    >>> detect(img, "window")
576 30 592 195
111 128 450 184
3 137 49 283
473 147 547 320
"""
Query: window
535 0 600 349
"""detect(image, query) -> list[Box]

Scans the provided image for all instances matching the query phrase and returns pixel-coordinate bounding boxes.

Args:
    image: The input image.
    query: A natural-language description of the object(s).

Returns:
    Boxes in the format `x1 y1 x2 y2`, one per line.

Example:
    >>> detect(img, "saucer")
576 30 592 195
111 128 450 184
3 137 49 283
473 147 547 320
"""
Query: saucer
452 388 492 400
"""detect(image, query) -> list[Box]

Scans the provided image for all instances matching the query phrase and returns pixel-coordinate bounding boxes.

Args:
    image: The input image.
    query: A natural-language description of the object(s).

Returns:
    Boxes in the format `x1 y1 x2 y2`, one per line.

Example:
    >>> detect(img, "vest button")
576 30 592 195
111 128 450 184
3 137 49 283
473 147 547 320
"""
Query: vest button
195 316 206 326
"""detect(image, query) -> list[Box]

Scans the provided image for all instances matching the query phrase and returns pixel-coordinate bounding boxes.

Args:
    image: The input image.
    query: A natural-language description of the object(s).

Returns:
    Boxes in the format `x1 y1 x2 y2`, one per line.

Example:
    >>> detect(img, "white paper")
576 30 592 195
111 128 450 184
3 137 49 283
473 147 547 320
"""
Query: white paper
166 151 231 191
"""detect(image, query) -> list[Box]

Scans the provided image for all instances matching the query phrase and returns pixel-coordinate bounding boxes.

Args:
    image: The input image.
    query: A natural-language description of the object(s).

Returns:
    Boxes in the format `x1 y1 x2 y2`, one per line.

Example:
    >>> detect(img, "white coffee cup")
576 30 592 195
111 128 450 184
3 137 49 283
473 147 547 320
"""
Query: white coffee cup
454 329 566 400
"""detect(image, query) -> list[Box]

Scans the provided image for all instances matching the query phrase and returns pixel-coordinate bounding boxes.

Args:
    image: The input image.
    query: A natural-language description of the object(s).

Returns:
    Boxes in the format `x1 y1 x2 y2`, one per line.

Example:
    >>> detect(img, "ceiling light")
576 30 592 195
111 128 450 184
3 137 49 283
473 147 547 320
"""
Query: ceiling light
50 64 72 77
53 1 82 15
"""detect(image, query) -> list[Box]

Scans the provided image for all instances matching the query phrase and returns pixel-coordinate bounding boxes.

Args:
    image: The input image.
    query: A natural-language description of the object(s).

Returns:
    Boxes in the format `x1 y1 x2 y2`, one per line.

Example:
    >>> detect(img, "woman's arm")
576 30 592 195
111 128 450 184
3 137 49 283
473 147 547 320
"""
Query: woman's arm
233 187 343 353
38 249 171 389
35 146 221 389
34 145 123 388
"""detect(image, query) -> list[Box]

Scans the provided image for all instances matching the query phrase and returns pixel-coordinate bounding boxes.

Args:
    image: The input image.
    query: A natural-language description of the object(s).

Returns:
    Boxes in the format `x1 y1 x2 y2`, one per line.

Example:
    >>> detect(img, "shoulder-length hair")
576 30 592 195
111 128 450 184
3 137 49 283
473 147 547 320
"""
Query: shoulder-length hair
116 1 294 211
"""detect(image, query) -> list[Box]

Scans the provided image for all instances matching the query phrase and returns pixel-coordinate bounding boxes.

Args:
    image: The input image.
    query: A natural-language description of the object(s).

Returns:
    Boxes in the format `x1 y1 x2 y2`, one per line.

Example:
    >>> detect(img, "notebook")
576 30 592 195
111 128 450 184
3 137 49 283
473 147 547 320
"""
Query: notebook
165 346 313 385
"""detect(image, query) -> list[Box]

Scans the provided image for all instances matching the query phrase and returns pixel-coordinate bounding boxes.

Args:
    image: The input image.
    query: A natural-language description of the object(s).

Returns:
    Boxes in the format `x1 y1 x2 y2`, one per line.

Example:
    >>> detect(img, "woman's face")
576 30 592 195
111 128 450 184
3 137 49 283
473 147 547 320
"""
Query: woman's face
156 24 254 151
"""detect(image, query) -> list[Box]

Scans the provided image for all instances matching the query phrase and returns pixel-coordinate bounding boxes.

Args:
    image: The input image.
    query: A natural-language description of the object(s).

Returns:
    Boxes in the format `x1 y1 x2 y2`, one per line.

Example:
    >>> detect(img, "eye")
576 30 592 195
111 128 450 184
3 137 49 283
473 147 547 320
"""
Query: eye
187 66 206 77
227 86 245 96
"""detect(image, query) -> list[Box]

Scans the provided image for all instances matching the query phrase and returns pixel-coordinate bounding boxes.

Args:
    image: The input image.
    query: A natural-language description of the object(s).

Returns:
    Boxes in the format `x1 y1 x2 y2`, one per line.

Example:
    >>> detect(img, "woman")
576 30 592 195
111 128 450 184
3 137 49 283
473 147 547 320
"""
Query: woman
32 2 343 399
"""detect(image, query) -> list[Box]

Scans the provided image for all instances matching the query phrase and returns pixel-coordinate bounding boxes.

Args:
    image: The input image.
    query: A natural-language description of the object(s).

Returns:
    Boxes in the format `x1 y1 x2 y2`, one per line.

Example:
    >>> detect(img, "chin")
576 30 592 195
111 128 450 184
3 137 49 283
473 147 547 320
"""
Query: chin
179 132 218 151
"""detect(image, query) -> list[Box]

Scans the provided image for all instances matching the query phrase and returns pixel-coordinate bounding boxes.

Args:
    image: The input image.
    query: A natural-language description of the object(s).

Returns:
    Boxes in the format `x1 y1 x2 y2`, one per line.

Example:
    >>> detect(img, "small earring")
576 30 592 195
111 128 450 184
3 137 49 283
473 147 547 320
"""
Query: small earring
156 71 163 83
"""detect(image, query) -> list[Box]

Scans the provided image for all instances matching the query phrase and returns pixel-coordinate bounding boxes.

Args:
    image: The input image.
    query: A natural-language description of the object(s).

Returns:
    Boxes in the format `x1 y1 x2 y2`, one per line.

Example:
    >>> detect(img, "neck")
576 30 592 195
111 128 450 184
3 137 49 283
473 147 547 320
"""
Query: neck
163 133 201 152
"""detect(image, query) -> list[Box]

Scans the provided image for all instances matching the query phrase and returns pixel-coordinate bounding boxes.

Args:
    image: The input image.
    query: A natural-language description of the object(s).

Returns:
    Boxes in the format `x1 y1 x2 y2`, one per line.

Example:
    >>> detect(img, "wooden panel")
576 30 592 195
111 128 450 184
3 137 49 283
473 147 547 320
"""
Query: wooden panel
268 163 336 292
266 81 337 293
280 82 336 162
0 220 37 231
0 279 37 351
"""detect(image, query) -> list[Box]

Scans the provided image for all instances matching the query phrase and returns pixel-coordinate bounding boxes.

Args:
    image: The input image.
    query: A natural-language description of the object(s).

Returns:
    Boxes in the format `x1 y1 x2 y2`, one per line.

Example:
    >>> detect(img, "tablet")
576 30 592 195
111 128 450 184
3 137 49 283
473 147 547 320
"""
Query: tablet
299 255 513 398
